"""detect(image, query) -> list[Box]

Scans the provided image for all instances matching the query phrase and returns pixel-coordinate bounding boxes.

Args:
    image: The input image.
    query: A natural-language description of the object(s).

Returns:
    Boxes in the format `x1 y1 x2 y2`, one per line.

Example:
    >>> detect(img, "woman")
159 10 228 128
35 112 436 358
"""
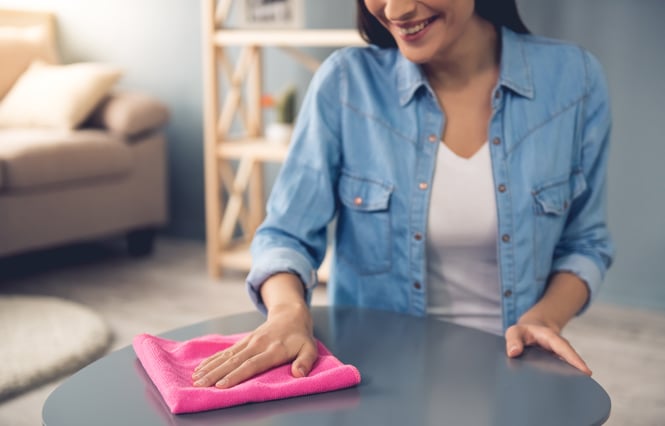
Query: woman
193 0 614 389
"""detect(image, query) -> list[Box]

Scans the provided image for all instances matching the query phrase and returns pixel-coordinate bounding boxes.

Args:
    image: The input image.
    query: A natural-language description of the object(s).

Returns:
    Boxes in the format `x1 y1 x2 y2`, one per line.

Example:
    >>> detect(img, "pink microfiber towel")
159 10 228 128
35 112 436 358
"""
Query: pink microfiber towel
133 333 361 414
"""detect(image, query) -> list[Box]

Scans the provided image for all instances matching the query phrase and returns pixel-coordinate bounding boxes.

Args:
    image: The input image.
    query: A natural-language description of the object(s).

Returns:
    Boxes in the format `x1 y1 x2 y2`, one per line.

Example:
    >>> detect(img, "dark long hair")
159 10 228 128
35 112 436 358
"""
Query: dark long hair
357 0 530 48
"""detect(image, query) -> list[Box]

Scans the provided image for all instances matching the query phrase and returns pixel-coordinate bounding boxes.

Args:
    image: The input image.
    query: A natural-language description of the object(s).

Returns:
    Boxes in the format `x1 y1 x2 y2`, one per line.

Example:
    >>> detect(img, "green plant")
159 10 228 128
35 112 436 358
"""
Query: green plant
275 86 297 124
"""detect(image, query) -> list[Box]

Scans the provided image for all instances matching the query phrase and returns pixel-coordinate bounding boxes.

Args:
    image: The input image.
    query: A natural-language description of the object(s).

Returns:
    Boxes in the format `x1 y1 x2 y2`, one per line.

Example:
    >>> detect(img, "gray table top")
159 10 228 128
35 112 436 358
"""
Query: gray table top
42 307 610 426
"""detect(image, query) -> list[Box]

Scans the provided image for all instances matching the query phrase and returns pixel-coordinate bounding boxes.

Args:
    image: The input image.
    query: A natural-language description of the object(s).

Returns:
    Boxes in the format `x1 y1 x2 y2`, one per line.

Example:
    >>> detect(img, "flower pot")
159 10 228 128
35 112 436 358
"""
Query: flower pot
265 122 293 145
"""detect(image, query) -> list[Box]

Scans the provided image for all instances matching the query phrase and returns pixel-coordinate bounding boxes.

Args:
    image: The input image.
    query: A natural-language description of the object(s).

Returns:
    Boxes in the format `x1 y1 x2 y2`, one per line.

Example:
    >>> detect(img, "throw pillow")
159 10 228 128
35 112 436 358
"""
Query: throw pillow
88 91 170 137
0 25 58 100
0 61 122 130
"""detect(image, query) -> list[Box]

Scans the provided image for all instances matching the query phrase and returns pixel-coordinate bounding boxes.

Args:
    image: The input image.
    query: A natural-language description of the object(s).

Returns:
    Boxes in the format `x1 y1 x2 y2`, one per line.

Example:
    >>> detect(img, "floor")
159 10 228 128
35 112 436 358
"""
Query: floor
0 238 663 426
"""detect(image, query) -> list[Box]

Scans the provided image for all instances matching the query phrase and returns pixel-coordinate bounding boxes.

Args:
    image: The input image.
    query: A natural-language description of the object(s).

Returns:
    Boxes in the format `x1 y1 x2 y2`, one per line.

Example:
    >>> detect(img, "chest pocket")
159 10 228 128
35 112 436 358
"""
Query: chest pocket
337 172 393 275
532 171 587 281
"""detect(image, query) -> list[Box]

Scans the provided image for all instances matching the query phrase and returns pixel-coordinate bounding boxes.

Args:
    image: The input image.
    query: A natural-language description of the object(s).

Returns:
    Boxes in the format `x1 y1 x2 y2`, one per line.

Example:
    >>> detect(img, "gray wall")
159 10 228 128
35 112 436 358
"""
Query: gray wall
517 0 665 310
1 0 662 310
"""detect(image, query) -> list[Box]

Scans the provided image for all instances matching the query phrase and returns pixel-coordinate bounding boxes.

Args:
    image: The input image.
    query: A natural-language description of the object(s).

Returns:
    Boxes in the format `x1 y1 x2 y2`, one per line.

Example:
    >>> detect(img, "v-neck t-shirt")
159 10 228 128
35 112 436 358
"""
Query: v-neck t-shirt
426 142 503 335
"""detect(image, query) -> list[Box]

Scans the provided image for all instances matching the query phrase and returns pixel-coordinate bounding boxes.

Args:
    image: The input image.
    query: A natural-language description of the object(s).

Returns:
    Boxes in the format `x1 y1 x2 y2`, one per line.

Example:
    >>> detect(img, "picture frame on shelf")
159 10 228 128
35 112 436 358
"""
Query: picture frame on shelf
237 0 304 29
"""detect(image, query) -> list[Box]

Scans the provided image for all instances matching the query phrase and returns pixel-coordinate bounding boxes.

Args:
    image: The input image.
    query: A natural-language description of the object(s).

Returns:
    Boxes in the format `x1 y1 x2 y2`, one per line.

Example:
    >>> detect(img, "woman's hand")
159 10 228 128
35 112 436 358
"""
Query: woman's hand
192 302 318 388
193 273 317 389
505 315 591 375
505 272 593 375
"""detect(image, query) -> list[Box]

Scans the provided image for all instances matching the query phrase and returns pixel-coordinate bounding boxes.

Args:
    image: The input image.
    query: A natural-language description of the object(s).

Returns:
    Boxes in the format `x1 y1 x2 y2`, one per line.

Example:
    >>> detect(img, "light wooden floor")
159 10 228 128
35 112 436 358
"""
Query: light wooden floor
0 238 663 426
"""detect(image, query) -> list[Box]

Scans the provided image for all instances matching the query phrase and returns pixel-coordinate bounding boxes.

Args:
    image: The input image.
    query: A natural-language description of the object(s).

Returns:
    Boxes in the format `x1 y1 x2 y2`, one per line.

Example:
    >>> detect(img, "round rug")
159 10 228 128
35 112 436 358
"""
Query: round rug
0 295 112 400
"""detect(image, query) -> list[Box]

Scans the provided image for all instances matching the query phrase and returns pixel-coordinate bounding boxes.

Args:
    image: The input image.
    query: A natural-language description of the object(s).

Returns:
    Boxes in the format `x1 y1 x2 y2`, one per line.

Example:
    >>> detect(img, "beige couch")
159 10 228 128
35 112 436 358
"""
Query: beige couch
0 9 169 257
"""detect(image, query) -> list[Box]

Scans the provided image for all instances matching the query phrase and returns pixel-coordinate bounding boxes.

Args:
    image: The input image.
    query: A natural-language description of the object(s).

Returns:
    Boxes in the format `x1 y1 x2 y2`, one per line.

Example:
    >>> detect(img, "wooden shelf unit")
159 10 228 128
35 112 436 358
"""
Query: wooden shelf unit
202 0 364 279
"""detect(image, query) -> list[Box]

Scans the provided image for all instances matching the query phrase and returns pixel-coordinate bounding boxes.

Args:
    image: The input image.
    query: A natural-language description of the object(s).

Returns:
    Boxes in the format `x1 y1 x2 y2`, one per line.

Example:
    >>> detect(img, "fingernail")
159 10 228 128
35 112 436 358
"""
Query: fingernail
215 378 228 388
192 371 202 380
194 379 205 387
509 346 519 356
297 367 306 377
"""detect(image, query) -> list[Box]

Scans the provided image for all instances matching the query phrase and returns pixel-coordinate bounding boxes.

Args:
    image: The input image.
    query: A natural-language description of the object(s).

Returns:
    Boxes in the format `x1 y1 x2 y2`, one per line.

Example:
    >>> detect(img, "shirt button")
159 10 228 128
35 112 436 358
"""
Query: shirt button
353 197 363 206
498 184 507 193
419 182 428 190
494 90 501 100
501 234 511 243
414 282 422 290
492 137 501 145
503 290 513 298
428 134 437 143
414 233 423 241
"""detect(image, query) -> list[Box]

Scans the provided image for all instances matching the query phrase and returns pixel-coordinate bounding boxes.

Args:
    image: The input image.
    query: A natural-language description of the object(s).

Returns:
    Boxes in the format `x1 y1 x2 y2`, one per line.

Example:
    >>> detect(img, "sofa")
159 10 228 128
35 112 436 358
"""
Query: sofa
0 9 169 258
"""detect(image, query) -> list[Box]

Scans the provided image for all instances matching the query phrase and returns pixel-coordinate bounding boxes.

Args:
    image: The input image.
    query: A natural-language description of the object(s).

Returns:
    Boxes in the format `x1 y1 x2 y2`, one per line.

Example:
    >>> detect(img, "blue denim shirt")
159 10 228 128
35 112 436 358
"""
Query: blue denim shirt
247 27 614 331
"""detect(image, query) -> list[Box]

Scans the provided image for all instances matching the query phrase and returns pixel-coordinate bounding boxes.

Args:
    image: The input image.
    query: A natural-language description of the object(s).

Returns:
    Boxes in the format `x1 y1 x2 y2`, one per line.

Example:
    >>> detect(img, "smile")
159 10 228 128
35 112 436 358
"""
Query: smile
396 16 437 36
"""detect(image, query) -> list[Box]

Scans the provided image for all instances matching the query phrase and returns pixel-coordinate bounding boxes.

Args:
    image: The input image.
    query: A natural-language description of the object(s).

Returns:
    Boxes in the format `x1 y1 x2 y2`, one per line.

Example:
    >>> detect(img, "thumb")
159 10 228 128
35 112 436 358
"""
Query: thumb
291 340 318 378
505 325 525 358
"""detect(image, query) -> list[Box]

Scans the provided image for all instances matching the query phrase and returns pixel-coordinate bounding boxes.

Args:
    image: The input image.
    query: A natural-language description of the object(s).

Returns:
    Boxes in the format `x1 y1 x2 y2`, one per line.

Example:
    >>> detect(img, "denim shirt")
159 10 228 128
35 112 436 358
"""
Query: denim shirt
247 27 614 331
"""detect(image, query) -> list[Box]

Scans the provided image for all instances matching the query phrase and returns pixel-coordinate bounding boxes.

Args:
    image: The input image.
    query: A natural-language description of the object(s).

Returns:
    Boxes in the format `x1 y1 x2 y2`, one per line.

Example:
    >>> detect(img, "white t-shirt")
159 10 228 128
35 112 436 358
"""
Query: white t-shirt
426 142 503 336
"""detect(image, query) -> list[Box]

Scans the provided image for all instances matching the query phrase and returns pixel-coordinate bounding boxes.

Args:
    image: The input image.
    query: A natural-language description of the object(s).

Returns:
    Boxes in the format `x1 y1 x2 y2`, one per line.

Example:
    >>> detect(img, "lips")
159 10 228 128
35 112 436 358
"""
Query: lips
395 16 438 36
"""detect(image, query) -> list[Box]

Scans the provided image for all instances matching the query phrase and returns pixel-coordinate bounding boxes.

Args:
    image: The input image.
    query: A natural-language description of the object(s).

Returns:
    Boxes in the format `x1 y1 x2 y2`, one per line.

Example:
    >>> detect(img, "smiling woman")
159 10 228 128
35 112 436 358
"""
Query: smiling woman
194 0 614 394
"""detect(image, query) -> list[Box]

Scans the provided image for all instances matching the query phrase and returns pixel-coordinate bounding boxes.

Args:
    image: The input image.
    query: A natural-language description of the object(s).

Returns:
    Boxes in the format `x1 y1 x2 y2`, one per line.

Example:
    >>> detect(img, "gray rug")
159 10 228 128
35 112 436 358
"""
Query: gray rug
0 295 112 400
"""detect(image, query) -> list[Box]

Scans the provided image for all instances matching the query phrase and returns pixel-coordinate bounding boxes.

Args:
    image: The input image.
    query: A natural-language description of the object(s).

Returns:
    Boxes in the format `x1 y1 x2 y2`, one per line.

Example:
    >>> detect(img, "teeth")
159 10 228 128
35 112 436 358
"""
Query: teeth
399 20 428 35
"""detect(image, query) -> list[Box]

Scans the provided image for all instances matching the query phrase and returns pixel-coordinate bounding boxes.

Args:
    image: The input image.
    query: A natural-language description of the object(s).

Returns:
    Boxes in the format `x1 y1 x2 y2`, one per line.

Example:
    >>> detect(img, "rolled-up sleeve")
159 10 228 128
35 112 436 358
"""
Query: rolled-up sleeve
247 247 318 314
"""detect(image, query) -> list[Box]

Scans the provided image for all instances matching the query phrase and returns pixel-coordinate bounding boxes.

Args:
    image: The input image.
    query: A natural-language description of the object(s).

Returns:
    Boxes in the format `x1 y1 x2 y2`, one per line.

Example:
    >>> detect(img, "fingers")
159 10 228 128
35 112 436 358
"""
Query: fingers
213 347 289 389
291 340 319 378
193 305 316 388
504 324 592 375
193 340 284 388
192 344 258 388
194 336 250 373
192 337 318 388
545 334 592 375
504 325 526 358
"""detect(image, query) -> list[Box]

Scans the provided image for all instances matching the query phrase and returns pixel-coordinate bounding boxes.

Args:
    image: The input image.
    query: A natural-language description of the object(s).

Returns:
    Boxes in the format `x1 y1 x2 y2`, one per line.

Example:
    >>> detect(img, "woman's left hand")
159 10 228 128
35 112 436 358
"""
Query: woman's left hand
504 318 592 375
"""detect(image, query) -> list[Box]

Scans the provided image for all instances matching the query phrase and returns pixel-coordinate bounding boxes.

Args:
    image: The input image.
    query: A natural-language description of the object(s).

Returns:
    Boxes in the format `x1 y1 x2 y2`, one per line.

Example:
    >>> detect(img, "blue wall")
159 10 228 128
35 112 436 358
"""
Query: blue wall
1 0 662 310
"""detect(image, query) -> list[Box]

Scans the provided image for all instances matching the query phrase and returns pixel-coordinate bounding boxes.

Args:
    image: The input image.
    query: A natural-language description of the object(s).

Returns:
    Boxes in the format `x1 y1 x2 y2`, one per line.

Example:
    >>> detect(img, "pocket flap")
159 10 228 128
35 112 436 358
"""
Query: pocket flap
339 173 393 212
533 172 587 216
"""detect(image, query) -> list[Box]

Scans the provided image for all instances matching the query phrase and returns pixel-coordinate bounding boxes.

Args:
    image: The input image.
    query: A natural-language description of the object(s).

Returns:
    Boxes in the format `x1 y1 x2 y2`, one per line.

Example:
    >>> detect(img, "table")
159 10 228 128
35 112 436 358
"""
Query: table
42 307 611 425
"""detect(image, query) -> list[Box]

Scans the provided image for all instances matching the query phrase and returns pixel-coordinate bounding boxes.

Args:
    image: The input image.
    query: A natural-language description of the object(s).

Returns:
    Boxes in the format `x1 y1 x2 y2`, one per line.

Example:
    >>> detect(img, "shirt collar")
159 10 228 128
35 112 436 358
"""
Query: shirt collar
395 26 534 106
395 52 429 107
498 26 534 99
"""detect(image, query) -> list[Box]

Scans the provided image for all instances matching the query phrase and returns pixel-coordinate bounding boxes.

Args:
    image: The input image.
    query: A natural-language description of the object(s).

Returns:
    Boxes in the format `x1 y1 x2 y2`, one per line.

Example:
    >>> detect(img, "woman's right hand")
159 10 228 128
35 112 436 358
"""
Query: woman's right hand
192 274 318 389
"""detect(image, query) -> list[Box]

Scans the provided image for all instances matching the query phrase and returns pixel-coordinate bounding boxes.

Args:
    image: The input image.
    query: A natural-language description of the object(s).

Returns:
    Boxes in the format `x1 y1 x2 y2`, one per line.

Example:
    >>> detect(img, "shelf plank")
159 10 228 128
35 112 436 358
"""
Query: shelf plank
217 244 253 271
214 29 365 47
217 138 289 161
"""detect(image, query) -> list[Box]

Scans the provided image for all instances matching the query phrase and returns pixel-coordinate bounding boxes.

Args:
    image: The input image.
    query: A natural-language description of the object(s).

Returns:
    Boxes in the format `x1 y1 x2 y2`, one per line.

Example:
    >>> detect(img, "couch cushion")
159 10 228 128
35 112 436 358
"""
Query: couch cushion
0 25 58 100
88 91 170 137
0 61 122 130
0 129 132 191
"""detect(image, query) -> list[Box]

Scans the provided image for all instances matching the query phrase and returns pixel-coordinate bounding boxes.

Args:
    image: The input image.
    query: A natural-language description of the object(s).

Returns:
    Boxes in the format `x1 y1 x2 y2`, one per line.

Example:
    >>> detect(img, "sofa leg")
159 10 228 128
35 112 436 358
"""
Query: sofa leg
126 228 156 257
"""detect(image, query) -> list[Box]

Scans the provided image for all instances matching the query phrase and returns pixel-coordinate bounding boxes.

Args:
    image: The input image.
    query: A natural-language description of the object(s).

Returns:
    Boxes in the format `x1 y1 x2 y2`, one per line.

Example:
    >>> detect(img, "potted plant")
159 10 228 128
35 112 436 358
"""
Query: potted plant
265 85 296 145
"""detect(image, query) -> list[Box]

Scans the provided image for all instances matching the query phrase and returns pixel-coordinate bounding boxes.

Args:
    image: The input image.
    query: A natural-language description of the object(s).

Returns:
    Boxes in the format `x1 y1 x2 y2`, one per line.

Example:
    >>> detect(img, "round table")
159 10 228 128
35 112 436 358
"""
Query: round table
43 307 610 425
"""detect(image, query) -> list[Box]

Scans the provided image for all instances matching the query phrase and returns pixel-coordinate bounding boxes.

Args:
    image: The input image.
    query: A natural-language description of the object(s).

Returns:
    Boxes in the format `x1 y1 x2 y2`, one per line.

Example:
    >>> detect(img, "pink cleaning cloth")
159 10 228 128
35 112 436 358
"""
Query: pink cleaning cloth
133 333 361 414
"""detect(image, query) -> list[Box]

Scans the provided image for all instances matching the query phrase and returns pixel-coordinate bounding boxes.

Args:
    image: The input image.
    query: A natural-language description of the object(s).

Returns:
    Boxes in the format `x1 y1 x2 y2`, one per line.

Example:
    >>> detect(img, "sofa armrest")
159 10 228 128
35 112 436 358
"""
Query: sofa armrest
87 91 169 137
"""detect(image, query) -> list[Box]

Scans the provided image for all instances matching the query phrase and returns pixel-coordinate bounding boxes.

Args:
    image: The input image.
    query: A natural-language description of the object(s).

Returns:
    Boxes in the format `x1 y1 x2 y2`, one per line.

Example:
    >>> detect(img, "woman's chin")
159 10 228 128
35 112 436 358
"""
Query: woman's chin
399 50 436 65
